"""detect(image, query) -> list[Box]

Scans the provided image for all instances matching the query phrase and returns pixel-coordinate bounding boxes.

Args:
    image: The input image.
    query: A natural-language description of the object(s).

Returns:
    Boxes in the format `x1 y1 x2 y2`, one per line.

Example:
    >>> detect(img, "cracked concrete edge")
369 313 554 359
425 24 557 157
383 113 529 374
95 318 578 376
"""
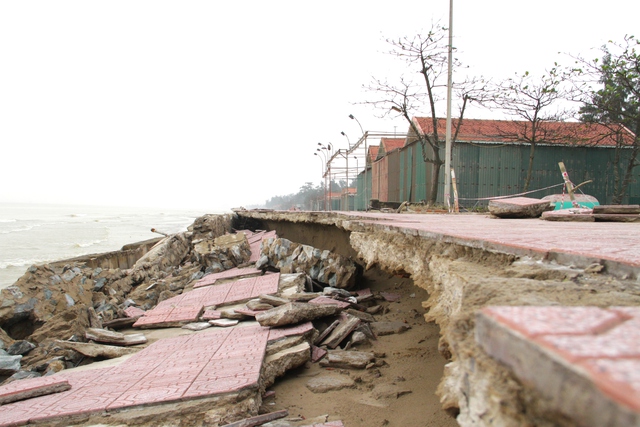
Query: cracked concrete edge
236 211 640 280
475 312 640 427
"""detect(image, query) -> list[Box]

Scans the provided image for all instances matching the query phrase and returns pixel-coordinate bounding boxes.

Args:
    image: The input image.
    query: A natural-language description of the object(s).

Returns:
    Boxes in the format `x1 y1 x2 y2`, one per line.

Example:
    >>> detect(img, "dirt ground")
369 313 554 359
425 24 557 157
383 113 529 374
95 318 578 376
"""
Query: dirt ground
264 268 458 427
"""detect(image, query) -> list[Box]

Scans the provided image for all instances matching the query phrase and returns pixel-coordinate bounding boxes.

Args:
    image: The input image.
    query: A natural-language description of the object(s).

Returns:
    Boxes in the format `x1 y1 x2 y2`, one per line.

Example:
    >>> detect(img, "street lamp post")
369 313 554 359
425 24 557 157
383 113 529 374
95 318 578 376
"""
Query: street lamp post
314 152 326 210
349 114 367 210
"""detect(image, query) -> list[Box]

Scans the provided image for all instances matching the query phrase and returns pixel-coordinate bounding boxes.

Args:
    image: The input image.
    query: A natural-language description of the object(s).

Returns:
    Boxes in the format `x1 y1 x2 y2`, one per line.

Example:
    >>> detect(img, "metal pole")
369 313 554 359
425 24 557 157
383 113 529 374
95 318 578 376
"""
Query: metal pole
346 151 349 212
444 0 454 212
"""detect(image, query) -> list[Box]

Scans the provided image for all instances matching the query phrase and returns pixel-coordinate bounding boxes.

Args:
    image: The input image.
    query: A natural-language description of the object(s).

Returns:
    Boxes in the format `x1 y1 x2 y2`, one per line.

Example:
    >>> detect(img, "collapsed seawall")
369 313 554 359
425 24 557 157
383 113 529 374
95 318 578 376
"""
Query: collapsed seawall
234 209 640 427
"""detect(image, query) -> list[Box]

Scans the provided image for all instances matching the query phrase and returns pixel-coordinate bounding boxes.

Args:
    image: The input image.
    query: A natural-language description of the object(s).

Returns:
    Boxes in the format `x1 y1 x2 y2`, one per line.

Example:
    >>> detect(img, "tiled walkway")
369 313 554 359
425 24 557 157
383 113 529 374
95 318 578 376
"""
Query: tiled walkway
0 325 270 426
477 306 640 426
340 212 640 272
134 273 280 328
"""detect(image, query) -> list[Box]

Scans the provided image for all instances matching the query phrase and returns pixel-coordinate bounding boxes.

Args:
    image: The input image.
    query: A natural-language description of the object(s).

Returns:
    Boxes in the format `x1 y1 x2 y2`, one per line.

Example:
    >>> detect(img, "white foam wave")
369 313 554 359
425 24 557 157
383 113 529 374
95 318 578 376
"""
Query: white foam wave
75 239 107 248
0 225 36 234
0 257 53 269
0 219 17 223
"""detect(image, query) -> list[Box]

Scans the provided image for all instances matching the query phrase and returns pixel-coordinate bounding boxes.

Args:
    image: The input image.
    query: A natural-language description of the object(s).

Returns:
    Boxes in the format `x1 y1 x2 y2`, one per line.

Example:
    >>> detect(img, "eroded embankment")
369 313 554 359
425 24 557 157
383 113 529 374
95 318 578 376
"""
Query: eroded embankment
238 211 640 427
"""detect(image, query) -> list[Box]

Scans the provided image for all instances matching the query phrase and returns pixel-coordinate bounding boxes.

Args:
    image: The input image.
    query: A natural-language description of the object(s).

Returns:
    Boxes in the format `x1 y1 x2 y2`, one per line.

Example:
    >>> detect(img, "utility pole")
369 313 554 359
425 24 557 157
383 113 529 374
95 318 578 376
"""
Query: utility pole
444 0 454 212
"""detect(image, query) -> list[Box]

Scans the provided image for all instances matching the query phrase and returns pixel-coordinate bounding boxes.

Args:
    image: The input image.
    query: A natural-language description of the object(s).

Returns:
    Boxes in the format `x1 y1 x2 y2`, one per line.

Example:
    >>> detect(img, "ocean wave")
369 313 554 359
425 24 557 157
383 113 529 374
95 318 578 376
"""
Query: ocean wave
0 225 36 234
0 257 53 269
75 239 107 248
0 219 17 223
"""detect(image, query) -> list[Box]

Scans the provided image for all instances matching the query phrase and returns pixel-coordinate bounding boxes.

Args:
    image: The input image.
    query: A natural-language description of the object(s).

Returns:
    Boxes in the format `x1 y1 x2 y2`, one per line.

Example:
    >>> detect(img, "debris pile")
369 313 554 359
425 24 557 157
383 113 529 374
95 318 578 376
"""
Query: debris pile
0 214 376 426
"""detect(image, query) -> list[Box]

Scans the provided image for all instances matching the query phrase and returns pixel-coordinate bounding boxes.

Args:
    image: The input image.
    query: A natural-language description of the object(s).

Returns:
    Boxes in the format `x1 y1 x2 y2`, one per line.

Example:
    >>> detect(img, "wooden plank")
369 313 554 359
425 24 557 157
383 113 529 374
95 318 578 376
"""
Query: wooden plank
594 214 640 222
593 205 640 215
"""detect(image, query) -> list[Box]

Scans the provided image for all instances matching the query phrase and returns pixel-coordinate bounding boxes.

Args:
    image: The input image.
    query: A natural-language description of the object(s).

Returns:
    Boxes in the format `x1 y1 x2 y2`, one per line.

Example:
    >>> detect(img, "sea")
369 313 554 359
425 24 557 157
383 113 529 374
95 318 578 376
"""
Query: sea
0 203 217 289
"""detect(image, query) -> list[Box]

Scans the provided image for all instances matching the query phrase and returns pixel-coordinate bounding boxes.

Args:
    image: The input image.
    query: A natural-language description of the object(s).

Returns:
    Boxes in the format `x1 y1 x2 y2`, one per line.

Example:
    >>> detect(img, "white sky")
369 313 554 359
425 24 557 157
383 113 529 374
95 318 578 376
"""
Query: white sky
1 1 638 211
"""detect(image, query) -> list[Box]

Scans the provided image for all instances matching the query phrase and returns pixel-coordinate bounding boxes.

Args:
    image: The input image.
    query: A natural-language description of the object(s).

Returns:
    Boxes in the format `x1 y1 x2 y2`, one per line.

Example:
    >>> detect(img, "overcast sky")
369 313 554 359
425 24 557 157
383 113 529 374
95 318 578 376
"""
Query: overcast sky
1 1 638 212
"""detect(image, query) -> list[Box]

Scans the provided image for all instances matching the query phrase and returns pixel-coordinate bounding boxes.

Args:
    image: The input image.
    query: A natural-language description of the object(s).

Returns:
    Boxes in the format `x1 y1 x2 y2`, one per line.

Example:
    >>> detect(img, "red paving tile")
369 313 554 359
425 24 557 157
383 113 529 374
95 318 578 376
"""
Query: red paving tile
0 325 272 425
481 306 623 338
341 212 640 269
193 267 263 289
478 306 640 423
134 273 279 328
308 296 351 308
268 322 314 341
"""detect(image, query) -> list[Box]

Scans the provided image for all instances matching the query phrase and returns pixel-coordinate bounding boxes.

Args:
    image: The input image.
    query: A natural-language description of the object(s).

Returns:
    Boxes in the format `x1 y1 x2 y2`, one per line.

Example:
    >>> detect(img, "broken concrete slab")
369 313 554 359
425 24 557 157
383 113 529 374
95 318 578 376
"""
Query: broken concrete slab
0 354 21 375
321 313 361 349
255 302 342 328
593 205 640 215
181 322 212 331
371 383 412 400
370 321 410 336
259 237 358 289
308 296 351 309
259 294 289 307
306 374 355 393
345 308 375 323
262 342 311 390
489 197 554 218
541 209 595 221
319 350 375 369
209 319 239 327
219 409 289 427
0 378 70 405
54 340 138 358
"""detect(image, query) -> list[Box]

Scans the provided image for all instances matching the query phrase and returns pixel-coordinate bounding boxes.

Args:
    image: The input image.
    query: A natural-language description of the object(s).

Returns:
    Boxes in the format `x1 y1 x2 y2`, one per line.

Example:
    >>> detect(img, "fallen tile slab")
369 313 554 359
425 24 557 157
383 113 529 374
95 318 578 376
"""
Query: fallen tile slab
489 197 553 218
256 302 342 328
311 345 328 363
219 409 288 427
379 292 401 302
209 319 239 327
181 322 212 331
124 306 145 318
319 350 375 369
54 340 139 359
370 321 410 336
0 378 70 405
306 374 355 393
308 296 351 309
322 313 361 349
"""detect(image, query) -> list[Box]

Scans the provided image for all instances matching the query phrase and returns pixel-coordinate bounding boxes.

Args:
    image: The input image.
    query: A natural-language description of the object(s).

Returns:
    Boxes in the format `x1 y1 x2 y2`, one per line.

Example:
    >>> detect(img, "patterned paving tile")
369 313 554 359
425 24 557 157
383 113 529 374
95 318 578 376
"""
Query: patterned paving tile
251 273 280 295
481 306 623 338
268 322 314 342
308 296 351 308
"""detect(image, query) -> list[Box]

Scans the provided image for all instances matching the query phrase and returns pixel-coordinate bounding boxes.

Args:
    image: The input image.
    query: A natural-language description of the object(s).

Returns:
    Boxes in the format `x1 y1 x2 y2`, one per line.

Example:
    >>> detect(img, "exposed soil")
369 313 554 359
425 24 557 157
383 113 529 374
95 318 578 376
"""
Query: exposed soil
264 267 458 427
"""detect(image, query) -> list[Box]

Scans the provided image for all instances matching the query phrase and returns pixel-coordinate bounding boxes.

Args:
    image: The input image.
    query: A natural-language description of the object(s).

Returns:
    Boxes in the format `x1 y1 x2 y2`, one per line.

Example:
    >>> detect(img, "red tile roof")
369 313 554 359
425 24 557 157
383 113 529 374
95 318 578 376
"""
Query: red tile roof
380 137 405 153
368 146 379 163
412 117 635 147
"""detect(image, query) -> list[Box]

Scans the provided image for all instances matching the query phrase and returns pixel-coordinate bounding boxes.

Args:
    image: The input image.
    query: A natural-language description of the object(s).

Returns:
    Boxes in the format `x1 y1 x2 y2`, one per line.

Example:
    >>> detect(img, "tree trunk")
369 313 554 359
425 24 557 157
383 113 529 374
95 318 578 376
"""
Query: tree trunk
614 143 640 204
524 142 536 192
425 141 443 205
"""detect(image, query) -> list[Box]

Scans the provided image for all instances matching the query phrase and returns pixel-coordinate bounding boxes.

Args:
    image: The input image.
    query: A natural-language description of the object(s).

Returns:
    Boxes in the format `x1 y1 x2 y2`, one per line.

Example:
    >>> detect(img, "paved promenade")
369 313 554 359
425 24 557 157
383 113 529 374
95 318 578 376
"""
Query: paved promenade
340 212 640 274
336 211 640 425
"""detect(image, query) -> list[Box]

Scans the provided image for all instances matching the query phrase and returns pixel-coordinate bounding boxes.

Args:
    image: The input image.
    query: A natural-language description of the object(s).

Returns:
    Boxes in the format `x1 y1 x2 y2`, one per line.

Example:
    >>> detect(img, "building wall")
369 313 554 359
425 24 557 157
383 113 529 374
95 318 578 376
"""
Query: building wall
356 140 640 209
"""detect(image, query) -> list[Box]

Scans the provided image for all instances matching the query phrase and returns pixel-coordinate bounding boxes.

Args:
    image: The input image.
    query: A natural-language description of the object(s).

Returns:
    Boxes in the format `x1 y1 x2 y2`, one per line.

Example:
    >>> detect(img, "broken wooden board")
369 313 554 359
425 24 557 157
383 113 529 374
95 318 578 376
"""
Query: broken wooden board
592 205 640 215
541 209 595 222
489 197 554 218
594 214 640 222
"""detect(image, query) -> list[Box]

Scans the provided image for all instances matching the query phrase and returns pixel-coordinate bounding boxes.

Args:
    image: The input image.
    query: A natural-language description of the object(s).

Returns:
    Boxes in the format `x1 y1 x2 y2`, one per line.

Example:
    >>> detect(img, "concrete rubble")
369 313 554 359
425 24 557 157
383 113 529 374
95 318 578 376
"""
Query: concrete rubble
0 214 370 426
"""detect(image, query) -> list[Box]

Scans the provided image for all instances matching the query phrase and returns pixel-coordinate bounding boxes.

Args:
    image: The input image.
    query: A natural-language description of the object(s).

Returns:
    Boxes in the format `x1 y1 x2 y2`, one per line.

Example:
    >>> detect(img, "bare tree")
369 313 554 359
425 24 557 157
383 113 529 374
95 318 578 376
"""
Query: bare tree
571 35 640 203
362 25 484 204
481 67 575 192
